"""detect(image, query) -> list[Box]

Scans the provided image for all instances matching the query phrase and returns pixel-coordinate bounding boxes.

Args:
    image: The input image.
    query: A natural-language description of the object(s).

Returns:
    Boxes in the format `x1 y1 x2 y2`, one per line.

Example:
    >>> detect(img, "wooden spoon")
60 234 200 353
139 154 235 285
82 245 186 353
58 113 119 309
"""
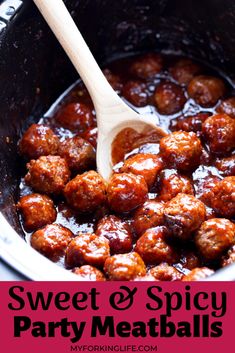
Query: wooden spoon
33 0 166 180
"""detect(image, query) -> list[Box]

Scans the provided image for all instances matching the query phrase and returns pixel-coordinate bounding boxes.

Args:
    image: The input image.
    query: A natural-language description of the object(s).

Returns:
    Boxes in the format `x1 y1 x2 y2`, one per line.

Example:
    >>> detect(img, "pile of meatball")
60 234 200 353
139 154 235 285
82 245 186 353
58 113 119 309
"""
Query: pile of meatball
17 53 235 281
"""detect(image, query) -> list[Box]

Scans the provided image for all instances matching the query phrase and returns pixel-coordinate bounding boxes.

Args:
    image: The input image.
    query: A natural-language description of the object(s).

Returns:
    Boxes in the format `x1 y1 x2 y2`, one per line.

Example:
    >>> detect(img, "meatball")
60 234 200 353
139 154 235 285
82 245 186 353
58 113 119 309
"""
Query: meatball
202 114 235 154
135 226 179 265
179 250 201 270
194 175 221 206
154 81 186 115
195 218 235 261
64 171 106 213
157 169 194 202
187 75 226 107
215 156 235 176
130 53 163 79
164 193 206 241
133 274 157 281
107 173 148 213
19 124 59 160
96 215 132 254
31 224 73 260
122 80 148 107
169 58 201 85
72 265 106 281
55 102 95 132
149 263 183 281
221 245 235 267
216 97 235 118
132 200 165 237
17 193 57 232
58 136 95 172
210 177 235 217
65 233 110 268
182 267 215 281
120 153 163 189
80 127 98 148
104 252 146 281
25 156 70 194
103 68 123 93
160 131 202 171
170 112 211 135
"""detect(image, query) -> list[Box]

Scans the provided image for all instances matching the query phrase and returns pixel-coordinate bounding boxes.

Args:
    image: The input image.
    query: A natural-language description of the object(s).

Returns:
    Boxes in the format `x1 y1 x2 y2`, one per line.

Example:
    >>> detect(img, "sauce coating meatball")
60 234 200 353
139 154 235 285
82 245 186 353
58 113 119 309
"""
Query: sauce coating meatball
130 53 163 79
122 80 148 107
64 171 106 213
154 81 186 115
195 218 235 261
187 75 226 107
56 102 95 132
103 68 123 93
25 155 70 194
160 131 202 171
157 169 194 201
221 245 235 267
58 136 95 172
169 58 201 85
215 156 235 176
120 153 163 189
132 200 165 237
216 97 235 118
202 114 235 154
17 193 57 232
182 267 214 281
72 265 106 281
149 263 183 281
31 224 73 260
96 215 132 254
107 173 148 213
171 112 211 135
164 193 206 241
194 175 221 206
135 226 178 265
104 252 146 280
19 124 59 160
80 127 98 148
178 250 201 270
210 177 235 217
65 233 110 268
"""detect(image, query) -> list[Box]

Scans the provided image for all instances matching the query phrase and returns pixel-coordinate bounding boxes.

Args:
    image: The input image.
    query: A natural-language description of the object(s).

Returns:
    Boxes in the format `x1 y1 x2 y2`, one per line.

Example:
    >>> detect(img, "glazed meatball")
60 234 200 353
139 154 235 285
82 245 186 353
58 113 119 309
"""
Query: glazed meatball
103 68 123 93
96 215 132 254
56 102 95 132
215 156 235 176
17 193 57 232
169 58 201 85
19 124 59 160
170 112 211 135
202 114 235 154
149 263 183 281
132 200 165 237
194 175 221 206
210 177 235 217
160 131 202 171
179 250 201 270
154 81 186 115
187 75 226 107
195 218 235 261
120 153 163 189
64 171 106 213
221 245 235 267
133 274 157 281
164 193 206 241
216 96 235 118
182 267 215 281
130 53 163 79
135 226 179 265
65 233 110 268
25 156 70 194
58 136 95 172
157 169 194 202
122 80 148 107
104 252 146 281
107 173 148 213
80 127 98 148
72 265 106 281
31 224 73 260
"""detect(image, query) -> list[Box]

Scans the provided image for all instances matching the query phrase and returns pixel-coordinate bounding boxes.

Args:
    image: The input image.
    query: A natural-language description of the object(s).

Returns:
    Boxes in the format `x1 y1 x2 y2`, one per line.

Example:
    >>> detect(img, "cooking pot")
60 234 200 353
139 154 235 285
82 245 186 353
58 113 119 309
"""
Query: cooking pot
0 0 234 280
